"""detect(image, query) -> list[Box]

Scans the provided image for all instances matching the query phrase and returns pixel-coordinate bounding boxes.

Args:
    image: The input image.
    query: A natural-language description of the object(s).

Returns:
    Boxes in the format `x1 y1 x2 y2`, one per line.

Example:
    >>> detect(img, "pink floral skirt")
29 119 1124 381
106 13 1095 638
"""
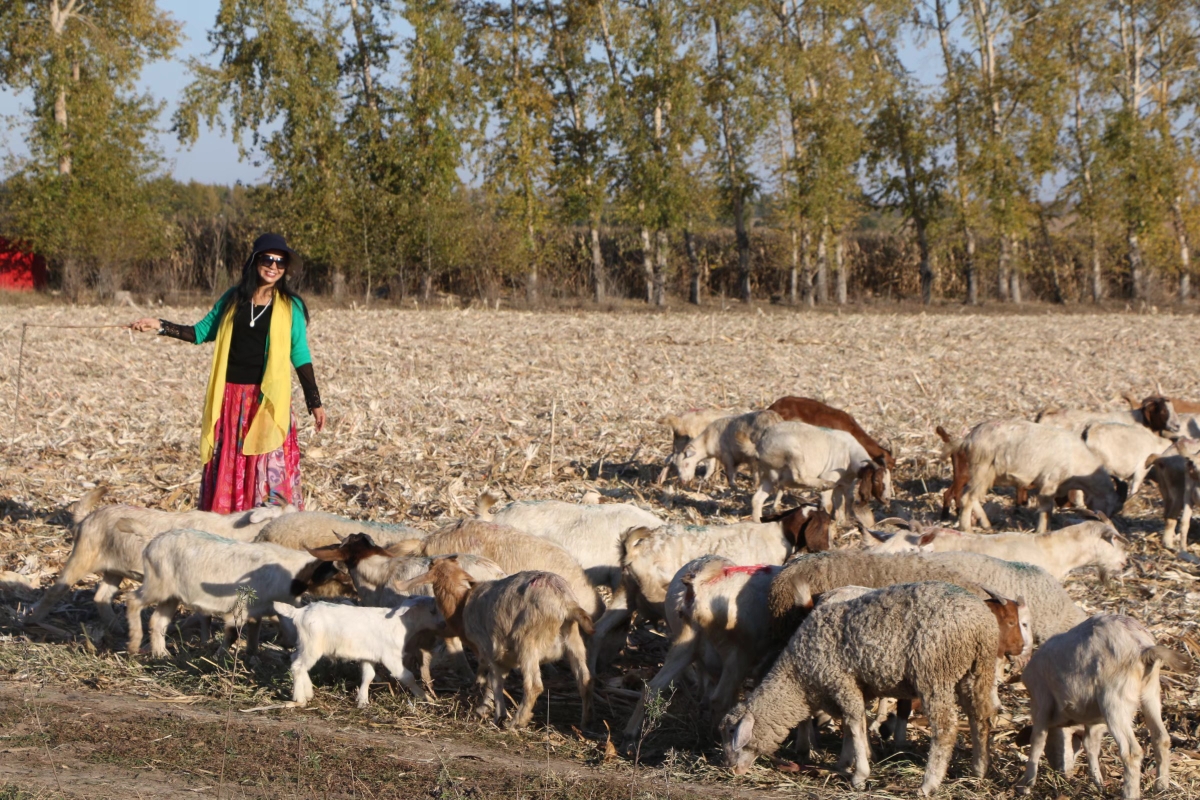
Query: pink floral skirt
199 383 304 513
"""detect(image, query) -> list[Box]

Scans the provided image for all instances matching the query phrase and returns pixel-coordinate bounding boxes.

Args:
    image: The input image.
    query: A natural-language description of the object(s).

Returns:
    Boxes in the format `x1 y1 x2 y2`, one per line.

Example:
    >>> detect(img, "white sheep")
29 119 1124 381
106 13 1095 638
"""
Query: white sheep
863 518 1128 581
674 410 783 488
750 421 889 523
1018 614 1191 800
126 529 337 658
254 511 427 551
406 556 593 729
273 597 444 707
955 419 1126 533
28 489 294 624
721 582 1020 795
1082 422 1173 496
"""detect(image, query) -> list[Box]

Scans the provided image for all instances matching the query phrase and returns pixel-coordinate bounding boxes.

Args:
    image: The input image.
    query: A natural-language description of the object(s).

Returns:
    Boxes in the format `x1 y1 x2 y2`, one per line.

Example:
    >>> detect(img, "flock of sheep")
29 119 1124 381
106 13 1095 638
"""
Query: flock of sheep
21 391 1200 798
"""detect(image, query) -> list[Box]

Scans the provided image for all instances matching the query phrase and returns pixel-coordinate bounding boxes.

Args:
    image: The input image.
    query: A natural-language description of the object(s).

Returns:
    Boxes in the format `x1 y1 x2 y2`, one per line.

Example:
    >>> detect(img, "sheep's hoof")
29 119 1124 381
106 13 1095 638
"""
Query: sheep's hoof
473 703 493 720
770 757 800 773
1014 787 1030 797
851 775 868 790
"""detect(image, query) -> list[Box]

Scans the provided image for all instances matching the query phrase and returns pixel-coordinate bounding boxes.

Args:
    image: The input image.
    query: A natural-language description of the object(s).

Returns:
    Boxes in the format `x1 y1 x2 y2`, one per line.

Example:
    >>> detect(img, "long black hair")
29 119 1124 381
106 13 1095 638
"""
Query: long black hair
229 250 310 323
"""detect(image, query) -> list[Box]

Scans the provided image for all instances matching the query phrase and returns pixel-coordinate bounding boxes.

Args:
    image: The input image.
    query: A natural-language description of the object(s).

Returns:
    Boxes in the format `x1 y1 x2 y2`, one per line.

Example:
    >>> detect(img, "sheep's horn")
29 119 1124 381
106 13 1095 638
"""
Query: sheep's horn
980 586 1009 604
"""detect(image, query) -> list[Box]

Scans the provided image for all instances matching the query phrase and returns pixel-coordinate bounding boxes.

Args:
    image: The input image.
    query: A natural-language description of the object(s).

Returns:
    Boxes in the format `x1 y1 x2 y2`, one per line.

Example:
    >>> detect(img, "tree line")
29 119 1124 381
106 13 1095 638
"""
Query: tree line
2 0 1199 306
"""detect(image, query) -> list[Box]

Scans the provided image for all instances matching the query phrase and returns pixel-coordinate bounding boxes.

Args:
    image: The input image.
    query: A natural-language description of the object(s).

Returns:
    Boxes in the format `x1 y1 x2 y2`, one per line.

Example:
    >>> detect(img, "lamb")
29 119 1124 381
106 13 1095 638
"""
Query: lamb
254 511 426 551
766 549 1085 649
622 557 783 742
28 489 295 624
749 421 890 523
126 529 338 658
674 410 783 488
658 409 736 482
720 582 1018 795
404 555 593 729
1037 393 1180 436
1082 422 1173 497
768 395 896 469
589 505 831 676
863 518 1128 581
474 494 665 597
273 597 444 707
388 519 601 620
1018 615 1191 800
1146 438 1200 551
954 419 1126 533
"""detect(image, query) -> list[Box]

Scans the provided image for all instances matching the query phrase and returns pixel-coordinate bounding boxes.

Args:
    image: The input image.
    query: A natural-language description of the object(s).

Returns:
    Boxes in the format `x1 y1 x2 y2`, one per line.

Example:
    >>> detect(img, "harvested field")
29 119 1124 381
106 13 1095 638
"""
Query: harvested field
2 303 1200 799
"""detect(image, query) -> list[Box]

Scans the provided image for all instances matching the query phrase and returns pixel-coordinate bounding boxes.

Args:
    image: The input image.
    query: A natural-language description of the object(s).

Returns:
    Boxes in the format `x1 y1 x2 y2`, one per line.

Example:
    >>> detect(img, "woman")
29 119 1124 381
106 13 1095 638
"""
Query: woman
131 233 326 513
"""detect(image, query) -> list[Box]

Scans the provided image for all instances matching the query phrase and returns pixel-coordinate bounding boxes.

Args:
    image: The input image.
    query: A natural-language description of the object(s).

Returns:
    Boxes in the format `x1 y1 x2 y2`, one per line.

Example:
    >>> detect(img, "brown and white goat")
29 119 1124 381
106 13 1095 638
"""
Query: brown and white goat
769 396 896 469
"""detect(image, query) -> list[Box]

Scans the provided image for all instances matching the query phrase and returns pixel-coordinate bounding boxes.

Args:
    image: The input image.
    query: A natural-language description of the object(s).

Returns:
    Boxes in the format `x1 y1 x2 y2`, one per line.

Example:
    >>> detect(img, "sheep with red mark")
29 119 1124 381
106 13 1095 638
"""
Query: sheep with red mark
768 396 895 469
1018 615 1191 800
749 421 890 523
403 556 593 729
954 419 1126 533
674 410 783 488
28 488 295 625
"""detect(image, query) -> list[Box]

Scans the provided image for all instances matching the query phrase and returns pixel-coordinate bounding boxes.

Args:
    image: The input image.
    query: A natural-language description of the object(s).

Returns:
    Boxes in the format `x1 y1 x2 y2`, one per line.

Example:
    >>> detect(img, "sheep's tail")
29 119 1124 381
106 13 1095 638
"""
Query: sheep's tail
1143 645 1192 674
72 486 106 525
1033 405 1060 423
934 426 962 459
570 603 595 636
475 491 501 520
272 601 298 619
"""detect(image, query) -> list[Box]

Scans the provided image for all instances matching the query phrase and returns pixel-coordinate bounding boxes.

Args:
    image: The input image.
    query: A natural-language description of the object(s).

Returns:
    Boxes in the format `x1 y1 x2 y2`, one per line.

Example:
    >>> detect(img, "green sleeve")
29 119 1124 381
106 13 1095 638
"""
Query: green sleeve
193 288 236 344
289 297 312 368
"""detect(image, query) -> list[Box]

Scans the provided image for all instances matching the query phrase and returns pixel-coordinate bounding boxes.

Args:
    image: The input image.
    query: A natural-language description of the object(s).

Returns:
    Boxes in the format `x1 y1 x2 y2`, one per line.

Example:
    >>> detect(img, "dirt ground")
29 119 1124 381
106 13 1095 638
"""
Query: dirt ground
3 303 1200 799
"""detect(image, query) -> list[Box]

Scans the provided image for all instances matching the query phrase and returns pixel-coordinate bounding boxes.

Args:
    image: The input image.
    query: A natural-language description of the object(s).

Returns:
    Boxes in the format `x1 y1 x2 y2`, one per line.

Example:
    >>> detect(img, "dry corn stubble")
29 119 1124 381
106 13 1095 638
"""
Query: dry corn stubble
2 303 1200 798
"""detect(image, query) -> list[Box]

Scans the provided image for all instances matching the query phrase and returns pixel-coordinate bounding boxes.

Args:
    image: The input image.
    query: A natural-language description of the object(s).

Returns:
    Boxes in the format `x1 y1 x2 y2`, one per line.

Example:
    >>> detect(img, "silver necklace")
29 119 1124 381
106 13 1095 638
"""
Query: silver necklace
249 297 272 328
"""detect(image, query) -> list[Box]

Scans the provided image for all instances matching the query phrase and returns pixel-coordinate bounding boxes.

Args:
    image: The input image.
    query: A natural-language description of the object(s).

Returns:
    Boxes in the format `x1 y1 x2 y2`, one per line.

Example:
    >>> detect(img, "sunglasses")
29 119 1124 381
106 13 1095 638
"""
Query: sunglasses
257 253 286 267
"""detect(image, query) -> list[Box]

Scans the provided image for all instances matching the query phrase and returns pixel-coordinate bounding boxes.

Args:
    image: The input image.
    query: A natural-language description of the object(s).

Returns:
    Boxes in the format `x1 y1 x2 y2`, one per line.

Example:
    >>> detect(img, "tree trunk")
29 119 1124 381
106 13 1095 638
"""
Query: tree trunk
1173 196 1191 303
789 227 799 305
685 227 702 305
965 226 978 305
916 218 933 304
654 229 668 306
834 235 847 305
334 269 347 301
1128 230 1144 300
1090 221 1103 303
816 220 829 304
641 227 654 304
1008 234 1021 303
590 223 604 302
420 272 432 302
997 233 1011 301
801 227 815 307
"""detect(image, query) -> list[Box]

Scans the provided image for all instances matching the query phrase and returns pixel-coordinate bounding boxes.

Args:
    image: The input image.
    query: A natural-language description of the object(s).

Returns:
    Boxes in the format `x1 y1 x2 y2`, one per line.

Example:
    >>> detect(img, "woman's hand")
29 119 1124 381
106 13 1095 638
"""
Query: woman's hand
312 407 327 432
130 318 160 333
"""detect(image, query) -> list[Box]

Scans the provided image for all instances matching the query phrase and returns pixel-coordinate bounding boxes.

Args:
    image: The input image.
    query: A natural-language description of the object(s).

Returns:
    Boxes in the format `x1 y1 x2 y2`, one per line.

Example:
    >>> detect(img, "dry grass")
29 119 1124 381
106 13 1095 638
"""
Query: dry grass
3 303 1200 798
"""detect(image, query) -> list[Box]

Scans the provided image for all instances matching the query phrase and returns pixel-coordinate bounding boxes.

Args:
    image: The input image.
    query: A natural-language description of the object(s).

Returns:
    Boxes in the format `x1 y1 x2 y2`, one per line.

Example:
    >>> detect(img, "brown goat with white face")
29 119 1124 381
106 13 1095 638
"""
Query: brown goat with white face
404 556 594 730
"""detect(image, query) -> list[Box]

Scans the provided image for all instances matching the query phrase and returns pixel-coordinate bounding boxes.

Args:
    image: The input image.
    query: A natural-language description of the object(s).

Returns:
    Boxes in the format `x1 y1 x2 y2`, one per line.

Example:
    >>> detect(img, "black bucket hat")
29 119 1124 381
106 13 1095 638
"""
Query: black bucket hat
250 232 299 265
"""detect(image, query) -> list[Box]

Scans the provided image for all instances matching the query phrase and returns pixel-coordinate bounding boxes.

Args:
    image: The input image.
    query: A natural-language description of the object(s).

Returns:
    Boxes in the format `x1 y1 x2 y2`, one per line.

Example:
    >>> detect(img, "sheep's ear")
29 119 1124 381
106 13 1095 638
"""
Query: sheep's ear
248 507 274 524
865 528 890 543
335 531 347 542
394 571 434 592
1016 595 1027 609
730 713 756 751
792 582 814 609
917 532 938 547
659 414 681 429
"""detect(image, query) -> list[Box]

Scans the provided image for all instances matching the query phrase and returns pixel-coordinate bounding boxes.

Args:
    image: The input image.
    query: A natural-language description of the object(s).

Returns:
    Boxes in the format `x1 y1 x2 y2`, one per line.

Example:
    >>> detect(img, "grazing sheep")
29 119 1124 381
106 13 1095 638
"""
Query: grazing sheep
954 419 1126 533
863 518 1128 581
474 494 665 596
1082 422 1173 497
749 421 890 523
127 530 338 658
389 519 601 620
254 511 426 551
768 396 896 469
589 505 832 676
1146 438 1200 551
721 582 1010 795
28 489 294 624
405 556 593 729
273 597 443 707
675 410 784 488
658 409 738 482
766 549 1085 649
622 557 783 742
1018 615 1191 800
1037 394 1180 436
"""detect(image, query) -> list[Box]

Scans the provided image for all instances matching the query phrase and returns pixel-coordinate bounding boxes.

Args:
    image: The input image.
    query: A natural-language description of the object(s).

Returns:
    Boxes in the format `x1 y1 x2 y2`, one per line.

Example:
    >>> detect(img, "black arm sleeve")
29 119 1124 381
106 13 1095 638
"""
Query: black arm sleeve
296 363 322 412
157 320 196 343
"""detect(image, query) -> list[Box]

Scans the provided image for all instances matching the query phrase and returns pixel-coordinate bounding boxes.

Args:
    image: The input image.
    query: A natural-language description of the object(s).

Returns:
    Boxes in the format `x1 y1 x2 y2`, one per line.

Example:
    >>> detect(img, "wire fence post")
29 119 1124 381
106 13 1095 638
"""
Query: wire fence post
14 322 28 426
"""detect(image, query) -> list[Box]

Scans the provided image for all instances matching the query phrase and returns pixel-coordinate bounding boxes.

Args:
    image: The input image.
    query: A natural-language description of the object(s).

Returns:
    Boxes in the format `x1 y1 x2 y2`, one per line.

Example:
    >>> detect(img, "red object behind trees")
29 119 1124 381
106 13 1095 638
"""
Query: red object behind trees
0 237 48 290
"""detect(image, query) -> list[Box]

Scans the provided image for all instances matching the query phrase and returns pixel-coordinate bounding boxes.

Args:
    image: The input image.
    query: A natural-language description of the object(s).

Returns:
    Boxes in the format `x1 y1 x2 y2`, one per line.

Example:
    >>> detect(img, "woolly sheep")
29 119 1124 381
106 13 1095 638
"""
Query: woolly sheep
254 511 426 551
721 582 1010 795
273 597 444 707
864 518 1128 581
1082 422 1173 497
405 556 593 729
1018 615 1191 800
749 421 890 523
127 530 337 658
955 419 1126 533
28 489 294 625
622 557 783 742
389 519 601 620
675 410 783 487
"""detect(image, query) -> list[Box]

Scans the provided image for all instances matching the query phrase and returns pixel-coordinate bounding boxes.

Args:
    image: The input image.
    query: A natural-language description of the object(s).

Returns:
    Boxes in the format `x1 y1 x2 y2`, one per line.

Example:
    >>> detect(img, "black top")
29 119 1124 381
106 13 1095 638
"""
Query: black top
157 300 322 412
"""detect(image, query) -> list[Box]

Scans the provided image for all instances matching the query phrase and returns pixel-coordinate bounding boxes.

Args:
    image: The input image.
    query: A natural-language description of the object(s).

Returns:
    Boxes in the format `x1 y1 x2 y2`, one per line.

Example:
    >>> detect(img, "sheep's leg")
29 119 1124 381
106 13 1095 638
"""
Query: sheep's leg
1163 516 1180 551
893 698 912 748
1046 725 1081 774
1083 723 1105 789
477 665 500 722
1033 493 1054 534
441 636 476 683
91 574 125 627
243 618 262 655
587 607 632 676
148 599 179 659
870 698 891 735
1141 680 1171 792
1104 702 1145 800
709 649 753 722
919 694 957 797
1179 501 1194 552
751 478 773 523
382 651 427 702
818 488 834 516
1017 719 1051 795
125 589 146 655
793 720 816 761
355 662 376 708
289 648 319 706
837 693 871 790
722 455 739 490
958 671 994 778
513 659 544 729
563 623 592 726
